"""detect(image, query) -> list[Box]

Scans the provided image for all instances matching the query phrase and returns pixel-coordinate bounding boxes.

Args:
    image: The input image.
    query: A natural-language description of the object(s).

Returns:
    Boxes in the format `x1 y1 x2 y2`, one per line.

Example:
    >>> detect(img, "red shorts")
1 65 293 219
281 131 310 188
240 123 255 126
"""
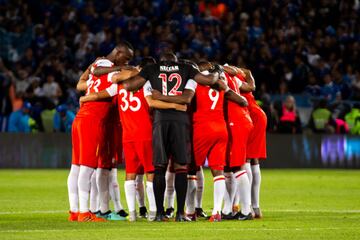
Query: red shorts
123 140 154 174
71 116 102 169
227 119 254 168
247 105 267 159
193 122 228 170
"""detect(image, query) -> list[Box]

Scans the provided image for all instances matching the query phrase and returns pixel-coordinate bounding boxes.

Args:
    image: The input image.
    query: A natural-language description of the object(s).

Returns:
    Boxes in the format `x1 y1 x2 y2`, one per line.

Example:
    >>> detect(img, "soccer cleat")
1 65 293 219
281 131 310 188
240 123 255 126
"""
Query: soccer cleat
154 212 169 222
101 211 127 221
68 211 79 221
253 208 263 219
186 213 197 221
97 210 112 220
139 206 148 218
129 211 137 222
148 211 157 221
233 212 253 221
78 212 107 222
165 207 175 218
209 213 221 222
195 208 208 218
175 213 192 222
221 212 234 220
117 209 129 217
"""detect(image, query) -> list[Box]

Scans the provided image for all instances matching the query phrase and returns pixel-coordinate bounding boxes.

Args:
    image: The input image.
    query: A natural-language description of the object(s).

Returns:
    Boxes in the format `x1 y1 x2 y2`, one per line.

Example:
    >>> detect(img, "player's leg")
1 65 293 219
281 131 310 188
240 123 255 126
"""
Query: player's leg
164 159 176 218
139 140 156 221
171 122 192 222
152 122 170 221
108 167 128 220
222 166 234 219
89 170 99 214
185 168 198 220
251 158 262 218
135 169 147 218
195 167 207 218
123 142 140 221
232 167 252 220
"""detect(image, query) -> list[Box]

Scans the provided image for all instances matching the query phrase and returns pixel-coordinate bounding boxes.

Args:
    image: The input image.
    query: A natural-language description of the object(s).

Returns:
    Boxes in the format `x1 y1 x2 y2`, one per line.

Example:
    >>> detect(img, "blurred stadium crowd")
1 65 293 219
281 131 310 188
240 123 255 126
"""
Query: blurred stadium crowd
0 0 359 134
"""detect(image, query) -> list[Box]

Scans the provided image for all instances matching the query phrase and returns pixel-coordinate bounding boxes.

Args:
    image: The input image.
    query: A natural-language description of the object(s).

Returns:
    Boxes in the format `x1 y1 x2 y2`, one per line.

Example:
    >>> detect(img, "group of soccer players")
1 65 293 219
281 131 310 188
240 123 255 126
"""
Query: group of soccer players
67 42 267 222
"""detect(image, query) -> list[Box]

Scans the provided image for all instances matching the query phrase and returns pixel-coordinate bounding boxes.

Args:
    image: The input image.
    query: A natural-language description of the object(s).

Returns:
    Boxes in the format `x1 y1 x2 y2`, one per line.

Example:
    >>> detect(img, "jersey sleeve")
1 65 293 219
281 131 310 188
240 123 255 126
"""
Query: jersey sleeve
184 79 197 92
107 71 120 83
90 59 113 72
143 81 153 97
105 84 118 97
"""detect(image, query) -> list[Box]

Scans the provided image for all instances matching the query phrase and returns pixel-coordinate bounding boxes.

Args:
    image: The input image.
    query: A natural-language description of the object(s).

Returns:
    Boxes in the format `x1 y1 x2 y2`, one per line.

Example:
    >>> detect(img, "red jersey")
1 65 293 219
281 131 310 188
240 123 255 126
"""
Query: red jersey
225 73 252 124
77 59 116 120
109 83 152 142
192 83 225 124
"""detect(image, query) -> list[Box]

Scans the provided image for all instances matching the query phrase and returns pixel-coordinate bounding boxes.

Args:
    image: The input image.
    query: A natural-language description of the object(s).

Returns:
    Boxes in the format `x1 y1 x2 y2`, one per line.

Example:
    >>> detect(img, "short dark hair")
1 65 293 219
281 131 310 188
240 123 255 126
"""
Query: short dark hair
160 52 177 62
139 57 156 68
117 40 134 51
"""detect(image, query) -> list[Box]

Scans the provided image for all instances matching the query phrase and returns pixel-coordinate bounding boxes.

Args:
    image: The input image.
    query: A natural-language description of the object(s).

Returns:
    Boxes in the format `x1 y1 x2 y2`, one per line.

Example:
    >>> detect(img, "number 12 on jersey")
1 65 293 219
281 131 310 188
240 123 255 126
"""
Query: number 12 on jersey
158 73 182 96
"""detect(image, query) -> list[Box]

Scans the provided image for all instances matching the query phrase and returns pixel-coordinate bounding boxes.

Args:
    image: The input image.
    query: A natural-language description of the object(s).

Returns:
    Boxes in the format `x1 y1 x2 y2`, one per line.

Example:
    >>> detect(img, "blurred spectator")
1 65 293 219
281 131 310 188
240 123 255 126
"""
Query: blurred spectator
40 101 56 132
43 74 62 105
8 102 37 133
53 104 75 133
304 73 321 98
320 74 338 102
308 99 336 133
275 96 302 134
345 104 360 135
351 71 360 100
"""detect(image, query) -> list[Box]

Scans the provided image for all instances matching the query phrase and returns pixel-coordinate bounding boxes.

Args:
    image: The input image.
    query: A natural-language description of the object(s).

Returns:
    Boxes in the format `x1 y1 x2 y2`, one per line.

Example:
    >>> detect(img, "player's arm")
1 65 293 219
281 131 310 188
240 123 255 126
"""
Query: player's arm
223 65 241 76
112 68 140 83
238 68 256 92
145 96 187 112
151 89 195 104
79 90 111 105
93 66 121 77
122 74 146 91
225 90 248 107
76 67 91 91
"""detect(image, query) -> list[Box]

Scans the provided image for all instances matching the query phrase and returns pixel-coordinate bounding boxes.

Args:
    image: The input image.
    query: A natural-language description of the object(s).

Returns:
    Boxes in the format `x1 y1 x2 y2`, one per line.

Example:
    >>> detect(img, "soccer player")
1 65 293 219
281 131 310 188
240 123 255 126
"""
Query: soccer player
79 58 187 221
122 52 223 221
67 44 134 222
221 68 254 221
186 61 248 222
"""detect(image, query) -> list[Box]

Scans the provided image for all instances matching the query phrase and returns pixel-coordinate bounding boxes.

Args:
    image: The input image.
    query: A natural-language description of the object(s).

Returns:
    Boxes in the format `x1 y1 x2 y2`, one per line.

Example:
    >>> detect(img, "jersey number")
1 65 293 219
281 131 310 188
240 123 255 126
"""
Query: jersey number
119 89 141 112
158 73 182 96
86 78 101 95
208 89 219 110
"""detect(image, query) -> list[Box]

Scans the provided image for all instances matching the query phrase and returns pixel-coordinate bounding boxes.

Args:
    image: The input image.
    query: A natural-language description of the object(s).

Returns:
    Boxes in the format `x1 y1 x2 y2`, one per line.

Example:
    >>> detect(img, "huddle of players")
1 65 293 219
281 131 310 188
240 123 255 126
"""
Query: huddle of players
67 42 267 222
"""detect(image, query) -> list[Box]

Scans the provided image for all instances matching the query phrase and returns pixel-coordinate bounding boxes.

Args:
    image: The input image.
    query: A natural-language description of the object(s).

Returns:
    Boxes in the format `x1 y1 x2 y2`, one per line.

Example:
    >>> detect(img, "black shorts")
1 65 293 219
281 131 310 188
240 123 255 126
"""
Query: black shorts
152 121 191 167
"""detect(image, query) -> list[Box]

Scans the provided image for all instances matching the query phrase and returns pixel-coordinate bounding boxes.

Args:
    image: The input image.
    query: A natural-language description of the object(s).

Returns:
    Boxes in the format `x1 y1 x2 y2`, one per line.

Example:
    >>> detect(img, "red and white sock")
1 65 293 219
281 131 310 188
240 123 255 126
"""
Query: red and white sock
195 169 204 208
67 164 80 212
251 164 261 208
146 181 156 212
185 175 197 214
109 168 124 212
234 170 251 215
78 165 94 213
124 180 136 212
212 175 225 215
165 171 175 208
96 168 110 214
222 172 233 215
135 175 145 208
89 170 98 213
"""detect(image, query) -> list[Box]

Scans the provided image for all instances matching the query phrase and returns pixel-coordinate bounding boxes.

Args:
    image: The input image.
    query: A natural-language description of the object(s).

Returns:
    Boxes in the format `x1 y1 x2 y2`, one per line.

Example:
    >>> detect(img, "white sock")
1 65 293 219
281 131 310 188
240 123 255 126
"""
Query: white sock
96 168 110 213
195 169 204 208
251 164 261 208
185 175 197 214
78 165 94 213
212 175 225 215
135 174 145 208
67 164 80 212
230 172 237 206
89 170 98 213
222 173 233 215
165 171 175 208
234 170 251 215
109 168 123 212
244 162 253 186
125 180 136 212
146 181 156 212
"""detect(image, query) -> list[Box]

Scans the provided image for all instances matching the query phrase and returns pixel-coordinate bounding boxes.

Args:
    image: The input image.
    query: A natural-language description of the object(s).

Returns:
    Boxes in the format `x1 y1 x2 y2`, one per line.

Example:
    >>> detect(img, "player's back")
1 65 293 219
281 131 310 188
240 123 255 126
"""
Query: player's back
117 85 152 142
140 61 199 124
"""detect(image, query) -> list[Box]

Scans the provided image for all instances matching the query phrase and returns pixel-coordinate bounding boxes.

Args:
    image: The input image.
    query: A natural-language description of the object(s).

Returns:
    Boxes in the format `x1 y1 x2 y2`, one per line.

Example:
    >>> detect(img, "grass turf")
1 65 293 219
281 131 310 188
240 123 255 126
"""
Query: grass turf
0 169 359 240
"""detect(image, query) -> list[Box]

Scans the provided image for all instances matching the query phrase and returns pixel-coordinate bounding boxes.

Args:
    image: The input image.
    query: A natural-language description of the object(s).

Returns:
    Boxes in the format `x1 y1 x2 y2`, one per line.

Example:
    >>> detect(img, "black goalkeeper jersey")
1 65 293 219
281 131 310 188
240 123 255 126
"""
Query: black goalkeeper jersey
139 61 199 123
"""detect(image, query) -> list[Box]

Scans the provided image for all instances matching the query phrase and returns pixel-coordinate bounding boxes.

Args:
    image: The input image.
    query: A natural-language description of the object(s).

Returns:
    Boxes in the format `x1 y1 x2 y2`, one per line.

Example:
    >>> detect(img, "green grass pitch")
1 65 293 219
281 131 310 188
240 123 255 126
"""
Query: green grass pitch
0 169 359 240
